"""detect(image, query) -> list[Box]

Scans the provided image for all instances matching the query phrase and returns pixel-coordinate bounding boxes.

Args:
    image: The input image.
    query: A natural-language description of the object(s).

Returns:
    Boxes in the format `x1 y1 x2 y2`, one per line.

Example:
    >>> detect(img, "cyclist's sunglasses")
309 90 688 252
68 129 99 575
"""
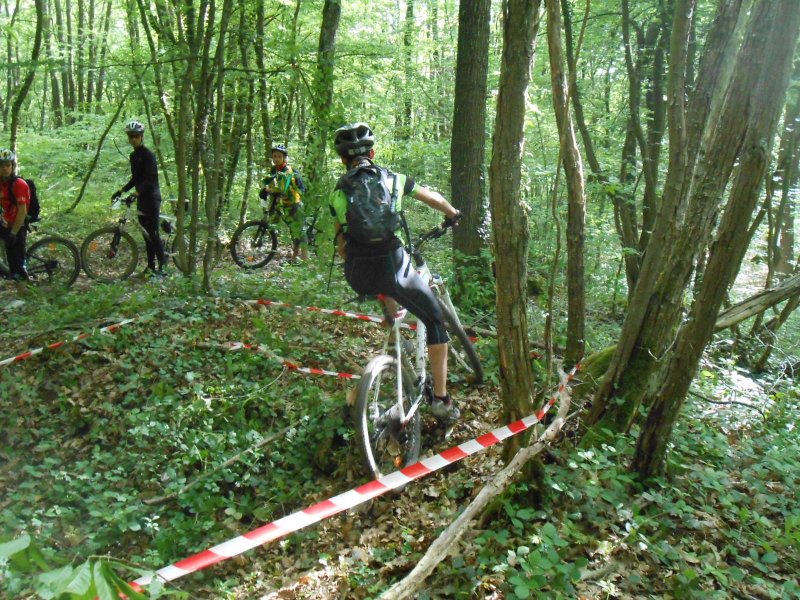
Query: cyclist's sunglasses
127 132 142 138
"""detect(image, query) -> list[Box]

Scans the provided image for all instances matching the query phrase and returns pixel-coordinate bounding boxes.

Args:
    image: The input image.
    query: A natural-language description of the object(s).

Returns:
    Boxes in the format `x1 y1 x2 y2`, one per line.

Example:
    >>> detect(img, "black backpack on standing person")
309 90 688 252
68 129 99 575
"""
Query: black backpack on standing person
336 164 400 245
8 176 41 223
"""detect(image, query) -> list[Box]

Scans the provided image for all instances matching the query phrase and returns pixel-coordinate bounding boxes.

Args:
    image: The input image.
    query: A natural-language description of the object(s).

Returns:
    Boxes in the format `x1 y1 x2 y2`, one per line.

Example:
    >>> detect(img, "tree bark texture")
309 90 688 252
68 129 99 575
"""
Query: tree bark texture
585 0 748 437
631 0 800 476
489 0 543 461
303 0 341 206
546 0 586 365
450 0 491 271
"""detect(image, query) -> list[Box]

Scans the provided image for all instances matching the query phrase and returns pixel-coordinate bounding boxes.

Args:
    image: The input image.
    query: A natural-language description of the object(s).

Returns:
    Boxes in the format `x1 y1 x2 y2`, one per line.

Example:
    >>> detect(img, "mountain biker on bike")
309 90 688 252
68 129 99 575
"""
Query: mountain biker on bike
259 144 308 262
112 120 166 277
0 149 29 282
328 122 463 421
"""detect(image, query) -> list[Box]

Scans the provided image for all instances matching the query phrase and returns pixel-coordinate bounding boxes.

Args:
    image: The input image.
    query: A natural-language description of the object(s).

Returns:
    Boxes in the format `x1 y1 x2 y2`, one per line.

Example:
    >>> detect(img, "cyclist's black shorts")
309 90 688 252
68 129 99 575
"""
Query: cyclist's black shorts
344 247 449 345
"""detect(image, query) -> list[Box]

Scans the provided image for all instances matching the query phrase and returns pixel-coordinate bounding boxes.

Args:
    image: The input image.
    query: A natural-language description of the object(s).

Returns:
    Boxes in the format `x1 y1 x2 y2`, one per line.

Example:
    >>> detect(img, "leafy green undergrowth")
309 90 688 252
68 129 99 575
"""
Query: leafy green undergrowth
1 246 497 598
418 387 799 599
2 246 798 599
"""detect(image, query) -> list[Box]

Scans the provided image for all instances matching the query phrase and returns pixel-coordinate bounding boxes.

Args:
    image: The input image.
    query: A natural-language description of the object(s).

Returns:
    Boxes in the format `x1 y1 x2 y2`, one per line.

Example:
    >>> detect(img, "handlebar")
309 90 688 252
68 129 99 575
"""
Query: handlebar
408 217 458 260
111 194 137 209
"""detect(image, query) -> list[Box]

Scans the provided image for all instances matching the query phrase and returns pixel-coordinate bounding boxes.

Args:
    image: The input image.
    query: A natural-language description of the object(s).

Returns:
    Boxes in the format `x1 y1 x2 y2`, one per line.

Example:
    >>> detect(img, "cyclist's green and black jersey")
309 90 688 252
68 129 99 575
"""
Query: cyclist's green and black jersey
328 168 417 258
327 163 447 345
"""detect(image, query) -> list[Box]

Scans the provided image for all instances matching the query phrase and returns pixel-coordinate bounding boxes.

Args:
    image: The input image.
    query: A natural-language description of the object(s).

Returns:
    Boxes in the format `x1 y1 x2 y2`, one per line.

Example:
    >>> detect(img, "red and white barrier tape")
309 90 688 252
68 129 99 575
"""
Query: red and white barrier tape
130 365 578 589
0 318 137 369
209 341 360 380
244 298 417 331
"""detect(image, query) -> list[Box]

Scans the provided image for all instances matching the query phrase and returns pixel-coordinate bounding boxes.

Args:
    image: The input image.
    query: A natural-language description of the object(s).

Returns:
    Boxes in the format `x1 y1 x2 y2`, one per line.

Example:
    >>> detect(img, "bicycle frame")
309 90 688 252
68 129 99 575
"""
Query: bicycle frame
110 196 175 245
372 223 452 427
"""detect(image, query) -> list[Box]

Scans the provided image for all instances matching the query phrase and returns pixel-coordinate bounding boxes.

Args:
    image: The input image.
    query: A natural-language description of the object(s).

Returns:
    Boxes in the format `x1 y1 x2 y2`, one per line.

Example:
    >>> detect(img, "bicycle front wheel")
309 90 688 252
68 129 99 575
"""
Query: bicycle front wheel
26 236 81 289
355 354 422 480
437 296 484 385
230 220 278 269
81 226 139 282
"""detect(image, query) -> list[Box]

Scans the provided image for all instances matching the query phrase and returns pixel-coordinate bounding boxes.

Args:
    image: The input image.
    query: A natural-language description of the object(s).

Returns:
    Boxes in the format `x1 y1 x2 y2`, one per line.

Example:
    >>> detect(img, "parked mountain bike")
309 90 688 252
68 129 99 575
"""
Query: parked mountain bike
80 195 217 282
230 195 320 269
353 220 483 480
0 226 80 289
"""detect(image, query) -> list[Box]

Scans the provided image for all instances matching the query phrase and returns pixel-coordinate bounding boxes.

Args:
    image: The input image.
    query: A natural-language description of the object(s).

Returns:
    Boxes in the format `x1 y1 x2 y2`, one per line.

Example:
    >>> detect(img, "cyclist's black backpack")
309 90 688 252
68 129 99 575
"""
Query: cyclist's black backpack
336 164 400 245
9 176 41 223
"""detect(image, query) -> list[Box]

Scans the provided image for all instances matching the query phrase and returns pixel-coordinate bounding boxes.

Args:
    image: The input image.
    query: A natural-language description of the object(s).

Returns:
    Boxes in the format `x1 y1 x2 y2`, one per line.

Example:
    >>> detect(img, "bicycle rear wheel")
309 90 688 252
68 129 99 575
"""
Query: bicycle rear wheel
26 236 80 289
355 354 422 480
230 220 278 269
81 226 139 282
437 296 484 384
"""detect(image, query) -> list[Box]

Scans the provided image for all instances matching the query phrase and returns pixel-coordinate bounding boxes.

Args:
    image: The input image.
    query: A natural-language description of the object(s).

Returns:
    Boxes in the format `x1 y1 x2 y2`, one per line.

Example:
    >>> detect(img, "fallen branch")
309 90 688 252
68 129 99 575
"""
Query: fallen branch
379 382 573 599
715 273 800 331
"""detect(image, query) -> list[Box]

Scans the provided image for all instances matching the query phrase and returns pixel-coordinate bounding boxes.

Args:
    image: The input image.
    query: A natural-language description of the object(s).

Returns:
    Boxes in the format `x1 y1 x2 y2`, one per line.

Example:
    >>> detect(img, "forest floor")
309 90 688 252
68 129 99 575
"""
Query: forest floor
1 247 798 599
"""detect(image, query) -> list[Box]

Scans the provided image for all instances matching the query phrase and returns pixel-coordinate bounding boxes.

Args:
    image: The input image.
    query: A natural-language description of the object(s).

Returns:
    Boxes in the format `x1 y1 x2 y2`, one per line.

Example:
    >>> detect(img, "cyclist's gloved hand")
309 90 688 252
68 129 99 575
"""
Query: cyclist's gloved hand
111 190 122 201
258 188 269 200
443 210 462 228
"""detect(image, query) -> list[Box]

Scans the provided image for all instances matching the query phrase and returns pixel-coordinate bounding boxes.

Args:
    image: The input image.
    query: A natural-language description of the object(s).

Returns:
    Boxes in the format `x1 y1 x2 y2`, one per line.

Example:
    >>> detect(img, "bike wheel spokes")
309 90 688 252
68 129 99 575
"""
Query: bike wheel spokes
80 227 139 282
26 236 81 289
355 355 421 480
231 220 278 269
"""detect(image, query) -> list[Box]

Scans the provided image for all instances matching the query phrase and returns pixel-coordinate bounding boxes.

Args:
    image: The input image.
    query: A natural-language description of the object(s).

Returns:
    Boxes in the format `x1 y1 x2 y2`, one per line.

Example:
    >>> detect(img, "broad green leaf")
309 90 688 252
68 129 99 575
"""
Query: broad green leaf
760 551 778 564
0 534 31 558
94 561 117 600
514 584 531 599
65 560 93 595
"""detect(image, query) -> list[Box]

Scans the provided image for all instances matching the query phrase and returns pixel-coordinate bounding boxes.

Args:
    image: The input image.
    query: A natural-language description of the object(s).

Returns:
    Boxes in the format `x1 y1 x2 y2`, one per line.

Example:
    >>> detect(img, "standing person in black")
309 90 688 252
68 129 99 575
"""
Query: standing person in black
112 120 166 276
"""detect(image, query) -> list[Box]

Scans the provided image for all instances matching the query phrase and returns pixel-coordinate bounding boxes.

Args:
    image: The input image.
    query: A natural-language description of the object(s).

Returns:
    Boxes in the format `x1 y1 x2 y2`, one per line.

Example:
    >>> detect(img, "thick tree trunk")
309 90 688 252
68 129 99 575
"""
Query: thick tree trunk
254 0 272 154
546 0 586 365
43 0 63 128
773 63 800 276
489 0 542 461
631 0 800 476
450 0 491 294
585 0 747 438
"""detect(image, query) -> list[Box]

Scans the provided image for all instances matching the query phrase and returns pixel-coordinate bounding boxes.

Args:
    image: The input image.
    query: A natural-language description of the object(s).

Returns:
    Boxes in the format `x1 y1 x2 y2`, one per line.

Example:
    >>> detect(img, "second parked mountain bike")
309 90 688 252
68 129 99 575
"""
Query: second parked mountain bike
80 195 217 282
230 194 320 269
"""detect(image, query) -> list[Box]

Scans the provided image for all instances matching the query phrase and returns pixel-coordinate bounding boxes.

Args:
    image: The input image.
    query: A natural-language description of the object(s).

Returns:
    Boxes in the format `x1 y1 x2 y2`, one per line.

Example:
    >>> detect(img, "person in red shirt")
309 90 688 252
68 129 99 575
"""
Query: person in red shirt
0 149 30 280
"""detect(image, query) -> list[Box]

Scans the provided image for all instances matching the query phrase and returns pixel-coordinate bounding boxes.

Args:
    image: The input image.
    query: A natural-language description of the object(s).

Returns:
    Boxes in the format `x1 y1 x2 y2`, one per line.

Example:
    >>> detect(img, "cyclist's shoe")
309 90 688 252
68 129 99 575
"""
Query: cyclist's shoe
430 395 460 423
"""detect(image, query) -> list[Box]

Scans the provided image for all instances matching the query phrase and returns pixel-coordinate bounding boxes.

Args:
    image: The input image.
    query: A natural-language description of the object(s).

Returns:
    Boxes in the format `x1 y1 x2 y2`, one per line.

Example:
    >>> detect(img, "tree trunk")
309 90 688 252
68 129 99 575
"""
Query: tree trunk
773 62 800 276
585 0 748 439
401 0 414 140
9 0 44 150
546 0 586 365
43 0 63 128
489 0 543 461
632 0 800 477
302 0 341 206
450 0 491 297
